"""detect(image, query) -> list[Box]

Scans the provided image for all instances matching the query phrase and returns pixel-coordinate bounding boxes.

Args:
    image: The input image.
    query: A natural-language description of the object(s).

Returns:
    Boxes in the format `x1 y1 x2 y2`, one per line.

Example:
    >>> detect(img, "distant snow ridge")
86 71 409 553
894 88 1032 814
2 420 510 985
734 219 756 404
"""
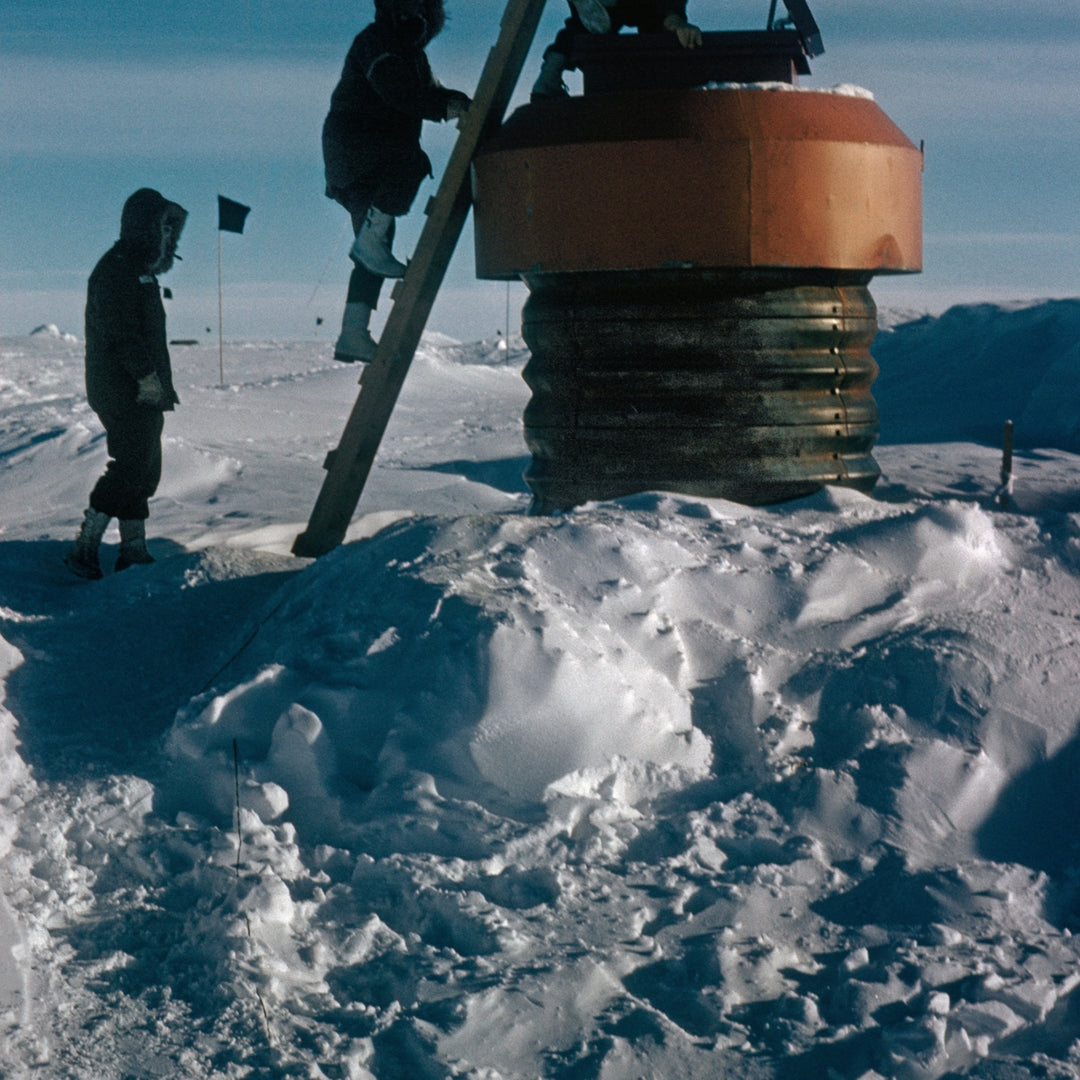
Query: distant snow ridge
873 298 1080 449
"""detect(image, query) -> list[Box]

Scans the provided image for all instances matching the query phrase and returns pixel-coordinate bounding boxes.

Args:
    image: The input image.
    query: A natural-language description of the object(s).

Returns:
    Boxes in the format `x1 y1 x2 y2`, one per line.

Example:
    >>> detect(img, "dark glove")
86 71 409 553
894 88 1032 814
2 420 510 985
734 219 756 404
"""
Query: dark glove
135 371 166 408
445 91 471 121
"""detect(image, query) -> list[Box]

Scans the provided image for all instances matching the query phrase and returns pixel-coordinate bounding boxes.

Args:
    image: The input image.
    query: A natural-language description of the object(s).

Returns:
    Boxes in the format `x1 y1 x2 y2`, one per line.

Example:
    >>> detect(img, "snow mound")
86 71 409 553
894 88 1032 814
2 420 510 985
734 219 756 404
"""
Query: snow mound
162 512 716 845
28 324 78 343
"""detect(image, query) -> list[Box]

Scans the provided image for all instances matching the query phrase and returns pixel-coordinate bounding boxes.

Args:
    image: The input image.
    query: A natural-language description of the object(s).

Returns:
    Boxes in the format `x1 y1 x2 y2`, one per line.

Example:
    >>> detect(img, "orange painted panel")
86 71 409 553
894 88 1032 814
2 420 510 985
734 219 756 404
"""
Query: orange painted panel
473 89 922 279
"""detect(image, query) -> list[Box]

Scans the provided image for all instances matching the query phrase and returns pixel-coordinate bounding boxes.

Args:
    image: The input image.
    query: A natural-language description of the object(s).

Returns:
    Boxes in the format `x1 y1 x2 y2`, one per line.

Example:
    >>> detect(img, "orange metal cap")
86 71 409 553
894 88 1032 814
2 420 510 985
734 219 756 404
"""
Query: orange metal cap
472 88 922 280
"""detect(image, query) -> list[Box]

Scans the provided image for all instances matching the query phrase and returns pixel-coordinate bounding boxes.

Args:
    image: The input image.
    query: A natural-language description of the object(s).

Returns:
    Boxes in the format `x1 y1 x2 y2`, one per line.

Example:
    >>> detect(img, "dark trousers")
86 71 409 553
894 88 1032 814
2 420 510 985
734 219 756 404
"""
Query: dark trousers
326 140 431 308
89 407 164 520
548 0 667 56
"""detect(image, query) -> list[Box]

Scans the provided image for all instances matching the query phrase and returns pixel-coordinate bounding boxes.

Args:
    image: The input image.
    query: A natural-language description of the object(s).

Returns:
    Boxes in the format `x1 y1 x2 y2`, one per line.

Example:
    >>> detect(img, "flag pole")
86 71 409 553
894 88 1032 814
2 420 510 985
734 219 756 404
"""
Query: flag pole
215 195 251 385
218 224 224 386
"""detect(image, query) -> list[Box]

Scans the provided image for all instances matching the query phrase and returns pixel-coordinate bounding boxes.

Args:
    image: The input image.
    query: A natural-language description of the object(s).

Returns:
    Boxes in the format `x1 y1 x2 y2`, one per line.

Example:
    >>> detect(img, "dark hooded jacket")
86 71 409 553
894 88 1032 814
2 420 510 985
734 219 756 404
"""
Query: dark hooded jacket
85 188 188 417
323 0 465 204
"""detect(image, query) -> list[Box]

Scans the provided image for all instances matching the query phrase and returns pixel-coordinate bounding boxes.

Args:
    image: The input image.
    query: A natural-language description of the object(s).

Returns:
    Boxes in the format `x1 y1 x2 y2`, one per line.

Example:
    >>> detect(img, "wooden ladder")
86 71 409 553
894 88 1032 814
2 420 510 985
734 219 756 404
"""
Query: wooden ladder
293 0 547 558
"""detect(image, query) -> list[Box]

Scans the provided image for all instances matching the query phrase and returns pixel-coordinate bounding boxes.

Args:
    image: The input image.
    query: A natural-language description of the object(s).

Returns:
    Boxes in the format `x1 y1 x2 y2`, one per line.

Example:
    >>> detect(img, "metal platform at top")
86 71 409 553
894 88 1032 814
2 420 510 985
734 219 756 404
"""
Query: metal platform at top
568 30 813 94
565 0 823 94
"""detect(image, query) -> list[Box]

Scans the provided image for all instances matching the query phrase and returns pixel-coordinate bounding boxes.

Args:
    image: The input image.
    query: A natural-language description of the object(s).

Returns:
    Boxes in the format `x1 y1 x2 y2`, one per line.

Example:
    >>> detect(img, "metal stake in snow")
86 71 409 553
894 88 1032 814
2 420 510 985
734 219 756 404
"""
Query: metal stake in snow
998 419 1014 509
292 0 548 558
233 737 243 876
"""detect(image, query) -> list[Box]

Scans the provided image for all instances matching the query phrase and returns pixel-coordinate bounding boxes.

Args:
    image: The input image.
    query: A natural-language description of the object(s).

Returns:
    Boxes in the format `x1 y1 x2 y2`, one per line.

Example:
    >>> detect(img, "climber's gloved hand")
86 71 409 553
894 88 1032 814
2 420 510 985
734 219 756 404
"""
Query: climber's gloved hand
445 91 471 122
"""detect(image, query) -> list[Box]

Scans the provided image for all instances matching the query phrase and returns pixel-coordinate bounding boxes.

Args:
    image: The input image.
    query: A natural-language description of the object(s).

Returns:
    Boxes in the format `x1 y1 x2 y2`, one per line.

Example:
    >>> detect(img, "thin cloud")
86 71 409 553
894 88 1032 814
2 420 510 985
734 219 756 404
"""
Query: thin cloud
819 0 1080 44
1 56 337 158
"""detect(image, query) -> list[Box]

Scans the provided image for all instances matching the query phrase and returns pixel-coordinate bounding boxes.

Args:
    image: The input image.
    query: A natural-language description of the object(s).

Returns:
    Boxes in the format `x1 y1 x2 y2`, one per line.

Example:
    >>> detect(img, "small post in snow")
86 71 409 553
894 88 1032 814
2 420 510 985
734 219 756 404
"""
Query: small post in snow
233 737 242 876
997 419 1014 509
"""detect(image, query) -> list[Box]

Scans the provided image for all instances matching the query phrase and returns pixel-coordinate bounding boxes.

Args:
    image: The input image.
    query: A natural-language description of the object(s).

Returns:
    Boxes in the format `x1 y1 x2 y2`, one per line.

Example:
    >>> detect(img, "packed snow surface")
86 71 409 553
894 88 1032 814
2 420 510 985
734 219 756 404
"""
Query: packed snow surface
3 298 1080 1079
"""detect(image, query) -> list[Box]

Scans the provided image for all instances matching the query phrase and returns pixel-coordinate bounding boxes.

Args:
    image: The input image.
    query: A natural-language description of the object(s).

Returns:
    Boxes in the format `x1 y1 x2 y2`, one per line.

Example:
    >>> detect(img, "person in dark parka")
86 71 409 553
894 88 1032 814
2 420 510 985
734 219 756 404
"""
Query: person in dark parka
66 187 188 580
531 0 702 99
322 0 470 362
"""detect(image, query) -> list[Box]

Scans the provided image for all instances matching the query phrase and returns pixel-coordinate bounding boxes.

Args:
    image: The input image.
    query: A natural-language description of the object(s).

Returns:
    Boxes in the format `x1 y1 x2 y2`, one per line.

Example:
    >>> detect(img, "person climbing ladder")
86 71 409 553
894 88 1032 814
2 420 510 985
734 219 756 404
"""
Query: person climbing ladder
322 0 471 363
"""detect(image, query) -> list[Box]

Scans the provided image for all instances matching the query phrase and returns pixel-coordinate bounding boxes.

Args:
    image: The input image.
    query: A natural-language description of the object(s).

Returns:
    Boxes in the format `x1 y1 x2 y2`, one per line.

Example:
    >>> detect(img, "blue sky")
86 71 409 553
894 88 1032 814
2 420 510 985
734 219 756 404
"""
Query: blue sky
2 0 1079 342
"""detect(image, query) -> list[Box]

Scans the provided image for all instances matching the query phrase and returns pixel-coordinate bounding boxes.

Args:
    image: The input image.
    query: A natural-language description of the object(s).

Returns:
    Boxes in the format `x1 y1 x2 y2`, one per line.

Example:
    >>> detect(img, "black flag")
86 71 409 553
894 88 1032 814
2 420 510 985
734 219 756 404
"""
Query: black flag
218 195 251 234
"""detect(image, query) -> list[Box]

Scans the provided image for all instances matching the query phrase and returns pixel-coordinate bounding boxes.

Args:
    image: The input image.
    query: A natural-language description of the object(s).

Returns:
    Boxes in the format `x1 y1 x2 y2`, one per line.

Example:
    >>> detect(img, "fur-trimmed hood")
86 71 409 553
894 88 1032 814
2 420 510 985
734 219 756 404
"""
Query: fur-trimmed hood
373 0 446 47
119 188 188 276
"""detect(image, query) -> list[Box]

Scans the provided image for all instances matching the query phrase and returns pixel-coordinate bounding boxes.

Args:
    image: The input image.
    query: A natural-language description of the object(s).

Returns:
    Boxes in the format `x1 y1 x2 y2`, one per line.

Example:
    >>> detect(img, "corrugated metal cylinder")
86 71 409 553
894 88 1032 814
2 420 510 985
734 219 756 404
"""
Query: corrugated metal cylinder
520 269 880 511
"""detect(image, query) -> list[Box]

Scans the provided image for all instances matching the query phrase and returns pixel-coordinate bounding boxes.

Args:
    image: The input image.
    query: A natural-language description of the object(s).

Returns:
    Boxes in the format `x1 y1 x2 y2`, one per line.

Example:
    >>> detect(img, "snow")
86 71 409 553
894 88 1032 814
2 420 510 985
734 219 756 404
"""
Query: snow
28 324 79 344
708 82 876 98
4 297 1080 1078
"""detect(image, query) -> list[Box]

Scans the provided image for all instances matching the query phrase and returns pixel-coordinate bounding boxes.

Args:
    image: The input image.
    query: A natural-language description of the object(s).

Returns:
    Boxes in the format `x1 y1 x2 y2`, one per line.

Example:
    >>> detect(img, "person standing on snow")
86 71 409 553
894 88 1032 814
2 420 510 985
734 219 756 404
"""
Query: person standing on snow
323 0 471 363
65 188 188 580
531 0 702 100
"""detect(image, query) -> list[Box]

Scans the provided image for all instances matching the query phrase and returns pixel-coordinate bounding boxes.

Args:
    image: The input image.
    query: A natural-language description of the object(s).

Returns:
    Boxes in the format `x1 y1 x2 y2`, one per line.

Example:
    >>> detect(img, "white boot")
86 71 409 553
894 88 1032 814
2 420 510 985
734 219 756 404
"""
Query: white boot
65 506 111 580
531 52 569 101
334 302 378 363
350 207 407 279
115 518 154 571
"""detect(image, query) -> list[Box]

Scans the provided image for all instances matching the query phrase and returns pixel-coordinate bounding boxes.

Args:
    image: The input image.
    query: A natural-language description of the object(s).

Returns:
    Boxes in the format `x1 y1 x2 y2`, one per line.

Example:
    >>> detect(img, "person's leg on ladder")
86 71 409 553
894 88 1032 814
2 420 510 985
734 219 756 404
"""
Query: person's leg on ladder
334 206 383 363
